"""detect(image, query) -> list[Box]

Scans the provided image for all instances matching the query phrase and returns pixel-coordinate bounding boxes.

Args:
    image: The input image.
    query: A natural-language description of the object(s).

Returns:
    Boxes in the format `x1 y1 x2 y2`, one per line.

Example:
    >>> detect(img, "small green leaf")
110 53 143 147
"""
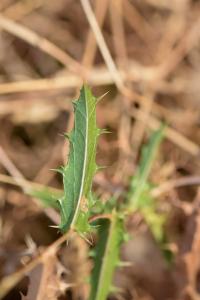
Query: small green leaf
128 125 165 209
28 187 62 209
127 125 167 245
89 210 124 300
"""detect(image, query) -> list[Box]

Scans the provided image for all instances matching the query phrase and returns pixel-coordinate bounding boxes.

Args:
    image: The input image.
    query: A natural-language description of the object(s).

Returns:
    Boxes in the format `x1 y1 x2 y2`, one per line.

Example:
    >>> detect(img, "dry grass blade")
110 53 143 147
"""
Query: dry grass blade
82 0 109 67
120 0 156 44
0 146 60 224
0 14 85 75
109 0 127 67
80 0 124 90
3 0 44 21
0 145 29 190
131 107 200 156
156 15 200 80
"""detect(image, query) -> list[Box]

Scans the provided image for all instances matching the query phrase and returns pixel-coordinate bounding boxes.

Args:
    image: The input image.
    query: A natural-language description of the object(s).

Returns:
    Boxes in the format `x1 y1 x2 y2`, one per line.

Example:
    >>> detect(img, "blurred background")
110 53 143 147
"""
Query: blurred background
0 0 200 299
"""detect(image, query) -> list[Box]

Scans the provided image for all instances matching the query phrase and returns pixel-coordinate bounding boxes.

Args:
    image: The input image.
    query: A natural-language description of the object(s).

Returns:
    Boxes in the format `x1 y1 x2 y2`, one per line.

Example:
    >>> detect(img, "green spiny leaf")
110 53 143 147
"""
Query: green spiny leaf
59 85 100 233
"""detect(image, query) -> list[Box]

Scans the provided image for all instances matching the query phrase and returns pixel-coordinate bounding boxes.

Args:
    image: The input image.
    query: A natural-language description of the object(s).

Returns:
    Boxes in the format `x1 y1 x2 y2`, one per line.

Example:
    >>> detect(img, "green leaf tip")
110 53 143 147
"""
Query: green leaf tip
59 85 101 233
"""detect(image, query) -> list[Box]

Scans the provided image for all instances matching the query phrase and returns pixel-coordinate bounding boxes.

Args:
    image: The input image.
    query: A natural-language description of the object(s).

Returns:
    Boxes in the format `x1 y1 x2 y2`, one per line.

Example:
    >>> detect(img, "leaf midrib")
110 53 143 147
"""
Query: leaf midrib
71 89 88 228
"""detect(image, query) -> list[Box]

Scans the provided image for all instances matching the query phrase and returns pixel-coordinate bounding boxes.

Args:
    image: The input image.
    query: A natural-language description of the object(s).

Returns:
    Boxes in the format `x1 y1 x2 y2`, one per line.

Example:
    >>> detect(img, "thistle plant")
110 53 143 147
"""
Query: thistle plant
27 85 166 300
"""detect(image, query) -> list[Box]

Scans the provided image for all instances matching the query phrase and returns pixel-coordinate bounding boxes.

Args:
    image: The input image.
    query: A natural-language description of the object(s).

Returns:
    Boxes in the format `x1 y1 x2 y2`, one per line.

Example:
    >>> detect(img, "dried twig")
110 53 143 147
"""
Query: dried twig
152 176 200 197
0 231 72 299
80 0 124 90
